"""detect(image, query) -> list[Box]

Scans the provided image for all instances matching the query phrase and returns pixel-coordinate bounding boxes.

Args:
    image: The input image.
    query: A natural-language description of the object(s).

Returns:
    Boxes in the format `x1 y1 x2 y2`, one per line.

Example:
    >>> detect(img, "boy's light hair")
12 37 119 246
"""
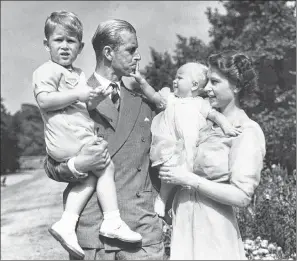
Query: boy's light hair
44 11 83 42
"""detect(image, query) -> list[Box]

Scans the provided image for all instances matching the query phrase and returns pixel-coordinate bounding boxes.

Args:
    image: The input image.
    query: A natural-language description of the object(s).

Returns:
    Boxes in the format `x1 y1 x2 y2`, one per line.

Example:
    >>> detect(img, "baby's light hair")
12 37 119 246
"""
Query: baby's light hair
44 11 83 42
182 62 208 89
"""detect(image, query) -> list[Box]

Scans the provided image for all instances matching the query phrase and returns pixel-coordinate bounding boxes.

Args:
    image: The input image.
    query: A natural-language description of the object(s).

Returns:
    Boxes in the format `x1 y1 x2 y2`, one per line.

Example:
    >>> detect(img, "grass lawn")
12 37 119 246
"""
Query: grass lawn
1 169 69 260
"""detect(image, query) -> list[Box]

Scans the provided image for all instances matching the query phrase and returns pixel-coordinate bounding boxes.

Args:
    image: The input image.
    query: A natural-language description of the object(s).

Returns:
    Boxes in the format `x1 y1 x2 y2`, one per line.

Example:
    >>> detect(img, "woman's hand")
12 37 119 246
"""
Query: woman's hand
159 165 196 187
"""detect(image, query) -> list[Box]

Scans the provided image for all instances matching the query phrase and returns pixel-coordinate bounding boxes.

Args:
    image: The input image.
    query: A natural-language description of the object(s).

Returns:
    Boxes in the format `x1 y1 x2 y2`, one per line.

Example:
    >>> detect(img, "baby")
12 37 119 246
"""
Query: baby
130 62 241 217
33 11 141 260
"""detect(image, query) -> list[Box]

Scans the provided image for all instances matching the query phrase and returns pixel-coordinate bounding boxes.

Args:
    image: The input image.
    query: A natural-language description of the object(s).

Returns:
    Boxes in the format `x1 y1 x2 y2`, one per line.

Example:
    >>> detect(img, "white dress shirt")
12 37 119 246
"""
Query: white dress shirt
94 72 121 99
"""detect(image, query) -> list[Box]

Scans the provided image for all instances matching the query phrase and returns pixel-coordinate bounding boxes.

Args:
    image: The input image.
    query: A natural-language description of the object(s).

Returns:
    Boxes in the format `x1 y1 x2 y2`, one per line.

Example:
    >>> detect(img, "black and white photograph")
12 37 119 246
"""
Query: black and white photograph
1 1 296 260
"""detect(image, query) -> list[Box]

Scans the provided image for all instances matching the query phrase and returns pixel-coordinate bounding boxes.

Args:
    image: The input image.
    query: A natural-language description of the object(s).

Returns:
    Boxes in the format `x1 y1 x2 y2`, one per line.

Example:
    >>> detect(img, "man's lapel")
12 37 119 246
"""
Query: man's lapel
109 78 142 156
87 74 118 130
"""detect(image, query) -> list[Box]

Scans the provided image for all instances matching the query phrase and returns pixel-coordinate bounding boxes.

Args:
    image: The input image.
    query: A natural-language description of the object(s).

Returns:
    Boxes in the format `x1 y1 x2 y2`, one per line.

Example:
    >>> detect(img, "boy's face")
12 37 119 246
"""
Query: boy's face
44 25 84 68
172 65 193 98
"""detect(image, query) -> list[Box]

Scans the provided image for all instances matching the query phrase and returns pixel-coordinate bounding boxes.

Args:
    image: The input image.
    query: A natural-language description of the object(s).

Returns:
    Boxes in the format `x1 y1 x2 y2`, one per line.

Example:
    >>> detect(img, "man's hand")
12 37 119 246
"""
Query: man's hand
74 137 111 173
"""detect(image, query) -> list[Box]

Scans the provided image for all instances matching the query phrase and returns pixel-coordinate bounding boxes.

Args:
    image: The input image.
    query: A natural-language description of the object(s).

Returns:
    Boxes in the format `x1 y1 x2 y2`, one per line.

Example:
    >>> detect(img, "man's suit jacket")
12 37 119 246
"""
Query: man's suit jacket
62 74 163 250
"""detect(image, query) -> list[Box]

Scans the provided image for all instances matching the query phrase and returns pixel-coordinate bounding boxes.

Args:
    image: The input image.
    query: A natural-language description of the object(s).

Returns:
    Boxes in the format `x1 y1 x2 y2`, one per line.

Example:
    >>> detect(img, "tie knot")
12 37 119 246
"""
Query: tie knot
110 82 118 90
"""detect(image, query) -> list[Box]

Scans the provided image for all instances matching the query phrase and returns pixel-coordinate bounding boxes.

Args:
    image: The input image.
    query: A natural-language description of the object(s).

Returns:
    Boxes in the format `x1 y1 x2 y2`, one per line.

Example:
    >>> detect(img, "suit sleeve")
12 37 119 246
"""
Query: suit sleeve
44 155 81 183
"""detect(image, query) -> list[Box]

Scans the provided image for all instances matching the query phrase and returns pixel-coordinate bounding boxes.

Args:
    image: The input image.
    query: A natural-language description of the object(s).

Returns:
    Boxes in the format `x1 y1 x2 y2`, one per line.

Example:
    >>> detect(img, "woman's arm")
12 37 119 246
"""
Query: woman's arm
159 123 266 208
159 166 251 207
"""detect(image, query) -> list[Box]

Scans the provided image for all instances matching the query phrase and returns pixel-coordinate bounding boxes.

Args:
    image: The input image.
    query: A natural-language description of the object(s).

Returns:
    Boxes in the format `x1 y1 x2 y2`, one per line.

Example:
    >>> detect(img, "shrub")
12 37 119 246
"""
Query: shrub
236 166 296 259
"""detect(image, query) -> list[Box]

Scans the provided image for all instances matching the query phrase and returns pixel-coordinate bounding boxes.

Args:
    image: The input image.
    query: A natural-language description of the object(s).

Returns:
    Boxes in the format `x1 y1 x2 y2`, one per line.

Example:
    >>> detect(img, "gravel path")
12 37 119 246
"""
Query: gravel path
1 169 70 260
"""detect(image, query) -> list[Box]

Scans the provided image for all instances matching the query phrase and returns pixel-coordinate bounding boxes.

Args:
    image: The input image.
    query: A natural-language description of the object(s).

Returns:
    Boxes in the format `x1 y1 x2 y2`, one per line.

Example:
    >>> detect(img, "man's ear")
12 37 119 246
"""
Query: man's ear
102 46 114 61
43 38 50 52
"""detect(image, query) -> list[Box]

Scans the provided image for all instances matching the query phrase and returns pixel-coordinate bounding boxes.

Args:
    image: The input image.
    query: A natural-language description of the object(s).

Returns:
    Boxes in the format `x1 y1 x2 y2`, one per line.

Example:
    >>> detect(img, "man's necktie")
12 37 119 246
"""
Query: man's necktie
110 82 120 110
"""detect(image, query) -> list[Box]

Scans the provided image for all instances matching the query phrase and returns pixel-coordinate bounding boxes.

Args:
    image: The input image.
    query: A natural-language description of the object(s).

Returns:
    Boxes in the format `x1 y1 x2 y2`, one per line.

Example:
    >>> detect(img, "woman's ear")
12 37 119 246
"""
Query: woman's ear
102 46 114 61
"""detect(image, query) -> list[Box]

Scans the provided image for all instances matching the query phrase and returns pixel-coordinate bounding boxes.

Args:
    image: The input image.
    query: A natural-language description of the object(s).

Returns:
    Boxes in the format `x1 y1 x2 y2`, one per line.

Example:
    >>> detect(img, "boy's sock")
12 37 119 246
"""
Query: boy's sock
102 209 122 228
60 211 79 230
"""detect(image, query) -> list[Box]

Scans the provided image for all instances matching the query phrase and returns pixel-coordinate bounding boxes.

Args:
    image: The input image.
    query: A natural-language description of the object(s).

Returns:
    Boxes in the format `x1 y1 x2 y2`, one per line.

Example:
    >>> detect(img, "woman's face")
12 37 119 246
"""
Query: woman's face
204 66 236 110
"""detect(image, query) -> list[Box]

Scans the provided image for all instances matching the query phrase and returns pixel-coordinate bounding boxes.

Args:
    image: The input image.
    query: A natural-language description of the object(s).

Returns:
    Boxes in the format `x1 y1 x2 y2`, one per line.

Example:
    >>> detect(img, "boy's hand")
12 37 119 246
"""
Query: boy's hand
76 84 113 103
88 85 113 103
76 85 97 102
222 123 242 137
130 62 146 85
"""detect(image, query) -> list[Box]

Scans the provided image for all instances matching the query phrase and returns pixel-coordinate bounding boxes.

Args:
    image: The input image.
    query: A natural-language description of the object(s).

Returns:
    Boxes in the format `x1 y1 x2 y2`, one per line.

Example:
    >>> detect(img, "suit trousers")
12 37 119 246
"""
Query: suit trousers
70 242 165 260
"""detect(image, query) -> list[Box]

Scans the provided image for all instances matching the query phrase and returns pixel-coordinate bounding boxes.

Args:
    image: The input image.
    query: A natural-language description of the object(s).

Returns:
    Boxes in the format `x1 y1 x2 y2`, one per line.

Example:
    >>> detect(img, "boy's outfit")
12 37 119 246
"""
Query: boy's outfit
44 74 164 259
33 60 96 162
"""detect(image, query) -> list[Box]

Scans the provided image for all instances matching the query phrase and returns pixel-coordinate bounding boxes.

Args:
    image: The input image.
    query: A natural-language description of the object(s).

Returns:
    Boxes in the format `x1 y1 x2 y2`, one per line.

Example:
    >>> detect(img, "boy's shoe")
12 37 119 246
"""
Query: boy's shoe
48 221 85 260
99 220 142 243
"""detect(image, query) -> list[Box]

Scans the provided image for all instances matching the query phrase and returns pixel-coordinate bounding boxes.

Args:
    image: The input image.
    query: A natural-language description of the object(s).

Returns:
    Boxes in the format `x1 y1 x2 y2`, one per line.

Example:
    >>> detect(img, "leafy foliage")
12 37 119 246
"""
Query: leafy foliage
206 0 296 172
1 98 20 173
12 104 46 156
144 48 176 91
236 166 296 259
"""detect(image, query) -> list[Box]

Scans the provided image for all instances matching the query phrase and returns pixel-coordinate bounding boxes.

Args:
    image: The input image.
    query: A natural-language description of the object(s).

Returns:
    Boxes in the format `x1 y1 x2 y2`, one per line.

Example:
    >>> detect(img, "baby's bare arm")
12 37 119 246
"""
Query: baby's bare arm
130 62 167 109
208 109 242 136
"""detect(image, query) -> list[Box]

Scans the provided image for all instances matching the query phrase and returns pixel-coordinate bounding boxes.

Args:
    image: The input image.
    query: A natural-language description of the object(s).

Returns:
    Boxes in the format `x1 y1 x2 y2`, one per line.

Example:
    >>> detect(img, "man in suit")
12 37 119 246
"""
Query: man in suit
44 19 164 260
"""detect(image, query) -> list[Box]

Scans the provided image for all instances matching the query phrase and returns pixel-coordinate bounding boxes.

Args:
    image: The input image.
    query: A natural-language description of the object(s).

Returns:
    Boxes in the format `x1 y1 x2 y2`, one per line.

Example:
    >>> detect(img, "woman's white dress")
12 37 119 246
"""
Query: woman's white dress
170 112 266 260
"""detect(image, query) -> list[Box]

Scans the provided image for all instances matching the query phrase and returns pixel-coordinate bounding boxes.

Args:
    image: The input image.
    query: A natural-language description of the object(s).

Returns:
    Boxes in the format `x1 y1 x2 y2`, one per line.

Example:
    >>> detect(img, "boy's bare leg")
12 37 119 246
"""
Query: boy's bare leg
93 161 118 211
49 175 97 259
93 161 142 243
154 181 175 217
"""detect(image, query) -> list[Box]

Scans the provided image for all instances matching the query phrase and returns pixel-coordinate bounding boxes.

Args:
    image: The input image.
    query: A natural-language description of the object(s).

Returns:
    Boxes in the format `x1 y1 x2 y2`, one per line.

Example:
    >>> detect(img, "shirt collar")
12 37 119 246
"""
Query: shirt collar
94 72 121 90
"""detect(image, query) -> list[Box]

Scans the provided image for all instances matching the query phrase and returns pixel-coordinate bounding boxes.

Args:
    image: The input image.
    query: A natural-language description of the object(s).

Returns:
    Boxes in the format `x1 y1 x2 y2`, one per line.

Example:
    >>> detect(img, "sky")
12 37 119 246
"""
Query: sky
1 1 225 114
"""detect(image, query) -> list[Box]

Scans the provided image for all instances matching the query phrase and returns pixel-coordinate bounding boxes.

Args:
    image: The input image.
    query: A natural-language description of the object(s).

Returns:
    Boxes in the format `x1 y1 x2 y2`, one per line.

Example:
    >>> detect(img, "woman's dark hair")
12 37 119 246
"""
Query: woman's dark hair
208 50 258 102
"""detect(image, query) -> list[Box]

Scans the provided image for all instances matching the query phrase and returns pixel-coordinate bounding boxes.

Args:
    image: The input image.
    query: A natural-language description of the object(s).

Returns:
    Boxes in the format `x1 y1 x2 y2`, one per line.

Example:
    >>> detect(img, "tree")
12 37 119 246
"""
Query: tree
12 104 46 156
144 48 176 91
206 0 296 172
1 98 20 173
173 35 211 67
